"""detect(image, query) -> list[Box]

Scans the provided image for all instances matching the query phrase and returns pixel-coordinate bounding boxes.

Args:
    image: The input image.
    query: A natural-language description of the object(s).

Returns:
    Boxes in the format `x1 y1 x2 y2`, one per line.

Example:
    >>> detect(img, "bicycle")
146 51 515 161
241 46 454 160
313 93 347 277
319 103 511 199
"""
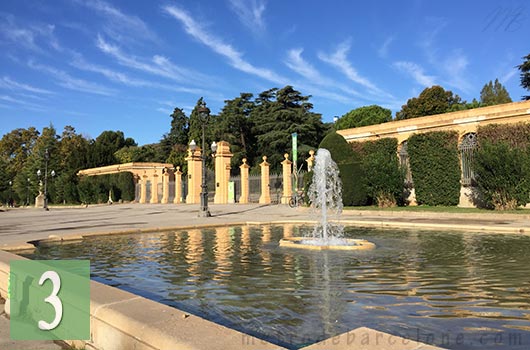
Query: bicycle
288 191 305 208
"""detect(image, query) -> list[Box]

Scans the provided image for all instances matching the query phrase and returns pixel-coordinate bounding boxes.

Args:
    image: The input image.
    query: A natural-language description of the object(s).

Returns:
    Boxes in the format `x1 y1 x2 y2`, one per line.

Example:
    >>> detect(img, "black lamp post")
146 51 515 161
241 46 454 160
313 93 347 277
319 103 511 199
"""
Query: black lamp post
196 105 212 217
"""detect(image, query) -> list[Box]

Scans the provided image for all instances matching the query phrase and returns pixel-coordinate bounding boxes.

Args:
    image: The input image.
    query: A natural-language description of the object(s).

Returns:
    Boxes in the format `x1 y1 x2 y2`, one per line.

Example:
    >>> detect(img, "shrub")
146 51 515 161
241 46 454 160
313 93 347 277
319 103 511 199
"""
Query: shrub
407 131 461 206
77 172 135 204
473 141 530 210
356 138 404 207
318 132 367 206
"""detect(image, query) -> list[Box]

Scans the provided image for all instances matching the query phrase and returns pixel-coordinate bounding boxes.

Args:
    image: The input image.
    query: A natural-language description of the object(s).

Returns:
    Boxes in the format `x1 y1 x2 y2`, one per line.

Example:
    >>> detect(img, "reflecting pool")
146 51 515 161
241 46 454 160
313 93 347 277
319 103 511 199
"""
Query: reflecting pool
21 225 530 349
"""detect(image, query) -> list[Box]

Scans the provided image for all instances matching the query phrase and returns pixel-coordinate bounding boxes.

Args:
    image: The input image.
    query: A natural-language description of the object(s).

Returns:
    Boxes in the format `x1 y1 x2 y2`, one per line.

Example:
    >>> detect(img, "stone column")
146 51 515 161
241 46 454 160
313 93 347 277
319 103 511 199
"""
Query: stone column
174 166 183 204
186 148 202 204
150 170 159 204
214 141 233 204
281 153 293 204
139 173 148 204
239 158 250 204
161 168 170 204
306 149 315 172
259 156 271 204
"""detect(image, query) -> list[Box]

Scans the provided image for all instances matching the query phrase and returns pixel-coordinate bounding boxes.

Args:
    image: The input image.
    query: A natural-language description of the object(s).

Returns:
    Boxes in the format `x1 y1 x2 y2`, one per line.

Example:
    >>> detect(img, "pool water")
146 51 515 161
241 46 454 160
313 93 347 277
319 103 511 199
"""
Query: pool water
21 225 530 349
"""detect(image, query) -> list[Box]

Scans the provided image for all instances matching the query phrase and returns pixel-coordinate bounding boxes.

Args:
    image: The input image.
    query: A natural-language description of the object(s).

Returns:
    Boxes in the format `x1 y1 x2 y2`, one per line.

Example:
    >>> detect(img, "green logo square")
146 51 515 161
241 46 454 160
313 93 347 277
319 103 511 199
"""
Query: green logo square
10 260 90 340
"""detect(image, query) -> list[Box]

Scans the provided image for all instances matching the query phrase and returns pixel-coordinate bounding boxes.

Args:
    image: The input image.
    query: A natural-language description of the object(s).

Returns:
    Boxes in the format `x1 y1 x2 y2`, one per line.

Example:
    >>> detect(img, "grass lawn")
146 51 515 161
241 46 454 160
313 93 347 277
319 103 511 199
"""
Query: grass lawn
344 205 530 214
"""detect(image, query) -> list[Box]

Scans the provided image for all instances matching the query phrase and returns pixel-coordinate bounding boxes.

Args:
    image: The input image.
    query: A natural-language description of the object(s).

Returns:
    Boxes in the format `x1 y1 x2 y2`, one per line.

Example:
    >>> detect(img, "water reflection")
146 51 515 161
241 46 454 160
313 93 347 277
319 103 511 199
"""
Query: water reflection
22 226 530 349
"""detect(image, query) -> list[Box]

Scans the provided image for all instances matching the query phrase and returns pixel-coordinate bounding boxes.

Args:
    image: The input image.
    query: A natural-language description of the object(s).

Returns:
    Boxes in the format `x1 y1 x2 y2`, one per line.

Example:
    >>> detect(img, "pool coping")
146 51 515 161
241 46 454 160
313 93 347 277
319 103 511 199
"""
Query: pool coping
2 217 529 253
6 215 522 350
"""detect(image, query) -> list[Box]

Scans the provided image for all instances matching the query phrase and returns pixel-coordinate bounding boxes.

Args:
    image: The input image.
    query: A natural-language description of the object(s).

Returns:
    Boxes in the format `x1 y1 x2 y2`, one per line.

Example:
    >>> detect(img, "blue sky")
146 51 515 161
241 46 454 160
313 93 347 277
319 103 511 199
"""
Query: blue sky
0 0 528 145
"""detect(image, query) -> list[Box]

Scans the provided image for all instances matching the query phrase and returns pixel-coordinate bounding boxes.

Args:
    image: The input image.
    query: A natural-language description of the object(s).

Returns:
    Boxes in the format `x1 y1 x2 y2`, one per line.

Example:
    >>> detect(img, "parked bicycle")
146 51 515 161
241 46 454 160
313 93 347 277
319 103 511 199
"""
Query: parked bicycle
288 191 305 208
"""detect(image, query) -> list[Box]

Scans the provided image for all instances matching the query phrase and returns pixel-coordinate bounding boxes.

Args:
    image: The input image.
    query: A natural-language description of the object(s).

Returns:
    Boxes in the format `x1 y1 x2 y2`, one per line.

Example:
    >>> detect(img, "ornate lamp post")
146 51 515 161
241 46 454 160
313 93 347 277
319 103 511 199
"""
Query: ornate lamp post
192 104 217 217
37 149 55 211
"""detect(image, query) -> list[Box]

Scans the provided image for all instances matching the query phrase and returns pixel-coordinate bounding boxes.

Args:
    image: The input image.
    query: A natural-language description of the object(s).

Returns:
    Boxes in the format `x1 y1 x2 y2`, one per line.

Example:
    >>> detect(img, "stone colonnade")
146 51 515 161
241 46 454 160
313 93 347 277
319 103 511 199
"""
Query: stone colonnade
132 142 315 205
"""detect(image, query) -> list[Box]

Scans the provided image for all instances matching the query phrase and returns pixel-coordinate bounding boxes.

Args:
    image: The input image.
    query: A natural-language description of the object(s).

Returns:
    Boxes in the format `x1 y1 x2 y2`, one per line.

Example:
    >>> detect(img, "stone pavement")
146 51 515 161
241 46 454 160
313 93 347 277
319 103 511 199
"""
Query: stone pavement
1 203 530 249
0 300 64 350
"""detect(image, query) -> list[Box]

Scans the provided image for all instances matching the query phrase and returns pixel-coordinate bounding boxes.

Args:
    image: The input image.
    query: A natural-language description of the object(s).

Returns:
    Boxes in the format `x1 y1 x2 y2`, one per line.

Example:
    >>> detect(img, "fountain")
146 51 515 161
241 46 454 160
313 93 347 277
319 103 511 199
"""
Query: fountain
279 148 375 250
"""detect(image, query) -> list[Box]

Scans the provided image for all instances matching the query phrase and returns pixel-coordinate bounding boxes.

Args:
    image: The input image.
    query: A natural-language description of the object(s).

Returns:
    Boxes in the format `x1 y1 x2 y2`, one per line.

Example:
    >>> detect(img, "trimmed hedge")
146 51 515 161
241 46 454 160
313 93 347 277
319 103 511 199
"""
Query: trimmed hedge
318 132 367 206
474 123 530 209
473 141 530 210
356 138 404 207
78 172 135 204
478 123 530 149
407 131 461 206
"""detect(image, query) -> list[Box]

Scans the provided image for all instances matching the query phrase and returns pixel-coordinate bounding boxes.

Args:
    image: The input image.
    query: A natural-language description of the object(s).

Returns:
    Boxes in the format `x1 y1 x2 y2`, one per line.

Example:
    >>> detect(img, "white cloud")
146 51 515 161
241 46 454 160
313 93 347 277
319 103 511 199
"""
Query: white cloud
378 36 394 58
441 50 472 93
393 61 436 87
28 60 116 96
285 48 323 82
228 0 267 34
0 94 45 111
0 14 60 52
75 0 158 43
0 76 53 94
500 69 518 84
72 53 210 96
163 5 287 85
95 35 211 86
318 40 387 96
284 48 362 102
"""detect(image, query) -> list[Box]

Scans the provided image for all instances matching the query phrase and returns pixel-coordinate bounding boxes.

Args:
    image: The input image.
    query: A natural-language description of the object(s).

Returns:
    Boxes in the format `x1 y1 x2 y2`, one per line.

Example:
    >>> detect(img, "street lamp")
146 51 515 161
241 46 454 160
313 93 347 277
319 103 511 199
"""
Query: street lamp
196 104 212 217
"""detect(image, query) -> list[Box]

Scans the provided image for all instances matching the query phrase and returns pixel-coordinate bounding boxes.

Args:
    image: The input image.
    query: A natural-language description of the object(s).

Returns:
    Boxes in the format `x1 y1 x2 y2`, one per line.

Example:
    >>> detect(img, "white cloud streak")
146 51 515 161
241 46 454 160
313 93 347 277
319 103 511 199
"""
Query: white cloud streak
163 5 287 85
71 53 210 95
228 0 267 34
318 40 386 95
284 48 361 101
95 35 211 87
0 14 61 52
378 36 394 58
28 60 116 96
74 0 158 43
393 61 436 87
0 76 53 94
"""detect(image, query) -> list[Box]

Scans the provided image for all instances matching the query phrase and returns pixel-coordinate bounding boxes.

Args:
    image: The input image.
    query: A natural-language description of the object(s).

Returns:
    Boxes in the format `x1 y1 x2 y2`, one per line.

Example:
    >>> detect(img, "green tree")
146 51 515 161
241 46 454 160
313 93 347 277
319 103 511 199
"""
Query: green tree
18 125 60 205
480 79 512 106
160 107 189 160
249 86 325 171
188 97 207 146
88 130 136 167
336 105 392 130
518 53 530 100
213 93 255 173
53 126 90 204
396 85 464 120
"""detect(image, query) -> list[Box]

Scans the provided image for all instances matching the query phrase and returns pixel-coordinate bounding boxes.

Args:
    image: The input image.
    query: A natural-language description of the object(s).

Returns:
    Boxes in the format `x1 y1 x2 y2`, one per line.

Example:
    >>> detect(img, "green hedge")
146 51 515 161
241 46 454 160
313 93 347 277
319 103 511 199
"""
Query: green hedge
473 141 530 210
408 131 461 206
78 172 135 204
318 132 367 206
357 138 404 207
474 123 530 210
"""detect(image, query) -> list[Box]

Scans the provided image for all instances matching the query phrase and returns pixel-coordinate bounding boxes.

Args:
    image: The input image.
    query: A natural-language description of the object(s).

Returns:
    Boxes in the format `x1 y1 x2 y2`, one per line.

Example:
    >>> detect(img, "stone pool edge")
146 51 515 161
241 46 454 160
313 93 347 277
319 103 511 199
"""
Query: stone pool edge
2 218 529 253
0 249 444 350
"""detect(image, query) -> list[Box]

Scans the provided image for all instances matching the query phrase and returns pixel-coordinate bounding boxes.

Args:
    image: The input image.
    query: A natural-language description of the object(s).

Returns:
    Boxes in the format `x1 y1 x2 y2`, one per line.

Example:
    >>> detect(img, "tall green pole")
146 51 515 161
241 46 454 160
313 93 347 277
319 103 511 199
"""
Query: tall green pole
292 132 298 192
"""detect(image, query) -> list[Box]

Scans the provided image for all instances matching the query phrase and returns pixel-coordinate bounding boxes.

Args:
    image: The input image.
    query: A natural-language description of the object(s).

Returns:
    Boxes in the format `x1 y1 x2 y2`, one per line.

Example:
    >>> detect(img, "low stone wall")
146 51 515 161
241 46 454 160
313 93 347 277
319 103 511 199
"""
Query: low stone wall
0 250 282 350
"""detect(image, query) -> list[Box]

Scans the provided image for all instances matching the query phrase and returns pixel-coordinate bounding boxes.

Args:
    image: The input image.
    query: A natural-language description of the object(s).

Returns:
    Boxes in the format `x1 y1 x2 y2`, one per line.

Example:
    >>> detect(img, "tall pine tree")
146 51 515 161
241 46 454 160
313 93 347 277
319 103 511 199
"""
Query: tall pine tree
480 79 512 106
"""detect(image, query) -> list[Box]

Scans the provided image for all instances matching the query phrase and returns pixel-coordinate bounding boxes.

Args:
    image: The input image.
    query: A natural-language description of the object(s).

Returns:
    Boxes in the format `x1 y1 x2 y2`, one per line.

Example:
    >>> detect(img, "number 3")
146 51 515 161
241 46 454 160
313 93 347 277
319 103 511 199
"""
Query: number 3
38 271 63 330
